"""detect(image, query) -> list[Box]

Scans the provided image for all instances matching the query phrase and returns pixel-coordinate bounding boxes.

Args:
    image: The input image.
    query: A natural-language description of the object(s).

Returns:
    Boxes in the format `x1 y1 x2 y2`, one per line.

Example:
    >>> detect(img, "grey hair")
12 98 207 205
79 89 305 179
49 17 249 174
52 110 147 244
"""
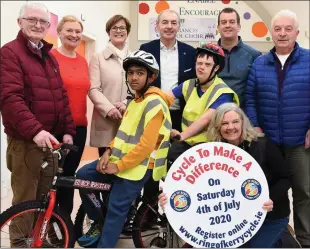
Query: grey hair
156 9 180 25
19 2 50 22
207 103 263 143
271 9 299 30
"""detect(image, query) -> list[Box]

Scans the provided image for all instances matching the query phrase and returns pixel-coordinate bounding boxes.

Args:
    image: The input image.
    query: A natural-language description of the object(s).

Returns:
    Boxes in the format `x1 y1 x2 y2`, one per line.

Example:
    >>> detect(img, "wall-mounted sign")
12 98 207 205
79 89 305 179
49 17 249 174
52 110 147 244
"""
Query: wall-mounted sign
138 0 272 42
150 17 217 41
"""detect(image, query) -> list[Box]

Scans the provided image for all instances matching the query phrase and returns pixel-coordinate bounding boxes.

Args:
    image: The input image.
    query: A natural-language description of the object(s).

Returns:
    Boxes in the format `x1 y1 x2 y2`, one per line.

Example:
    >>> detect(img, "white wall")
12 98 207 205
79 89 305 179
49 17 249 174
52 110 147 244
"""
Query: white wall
0 0 131 197
128 1 309 51
259 1 309 49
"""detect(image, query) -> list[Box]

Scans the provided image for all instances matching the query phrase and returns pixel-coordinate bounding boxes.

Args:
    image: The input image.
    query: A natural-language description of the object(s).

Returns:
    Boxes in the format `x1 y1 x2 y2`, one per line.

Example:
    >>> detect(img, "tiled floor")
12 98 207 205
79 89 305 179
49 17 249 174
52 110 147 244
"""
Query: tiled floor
1 151 295 248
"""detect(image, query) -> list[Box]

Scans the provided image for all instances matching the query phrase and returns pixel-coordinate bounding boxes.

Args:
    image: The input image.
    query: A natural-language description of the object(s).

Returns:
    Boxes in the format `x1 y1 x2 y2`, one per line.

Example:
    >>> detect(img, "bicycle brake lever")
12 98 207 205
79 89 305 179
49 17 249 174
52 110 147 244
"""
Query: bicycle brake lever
52 150 62 160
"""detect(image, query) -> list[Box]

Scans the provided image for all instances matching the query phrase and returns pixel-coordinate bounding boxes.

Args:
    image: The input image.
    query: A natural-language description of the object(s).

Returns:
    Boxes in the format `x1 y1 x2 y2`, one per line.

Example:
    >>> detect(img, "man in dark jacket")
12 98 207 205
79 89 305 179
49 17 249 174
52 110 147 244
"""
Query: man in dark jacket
217 8 261 108
139 9 196 132
0 2 75 212
139 9 196 226
246 10 310 247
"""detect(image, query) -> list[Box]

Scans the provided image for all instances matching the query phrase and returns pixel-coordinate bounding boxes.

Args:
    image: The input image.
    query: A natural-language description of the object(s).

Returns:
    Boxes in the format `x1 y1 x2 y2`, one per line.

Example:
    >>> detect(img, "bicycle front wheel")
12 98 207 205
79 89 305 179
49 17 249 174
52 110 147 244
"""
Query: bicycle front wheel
0 200 74 248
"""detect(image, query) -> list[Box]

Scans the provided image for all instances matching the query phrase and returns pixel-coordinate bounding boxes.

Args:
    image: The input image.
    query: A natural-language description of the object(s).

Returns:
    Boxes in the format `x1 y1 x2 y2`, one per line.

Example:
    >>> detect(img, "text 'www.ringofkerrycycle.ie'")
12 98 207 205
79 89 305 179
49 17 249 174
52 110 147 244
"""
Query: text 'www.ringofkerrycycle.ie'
179 211 263 248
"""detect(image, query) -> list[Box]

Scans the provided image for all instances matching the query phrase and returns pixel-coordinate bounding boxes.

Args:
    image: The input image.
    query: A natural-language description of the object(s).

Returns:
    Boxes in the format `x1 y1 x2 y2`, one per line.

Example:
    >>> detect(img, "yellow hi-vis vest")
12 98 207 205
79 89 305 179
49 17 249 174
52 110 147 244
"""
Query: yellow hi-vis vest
182 76 239 145
109 95 172 181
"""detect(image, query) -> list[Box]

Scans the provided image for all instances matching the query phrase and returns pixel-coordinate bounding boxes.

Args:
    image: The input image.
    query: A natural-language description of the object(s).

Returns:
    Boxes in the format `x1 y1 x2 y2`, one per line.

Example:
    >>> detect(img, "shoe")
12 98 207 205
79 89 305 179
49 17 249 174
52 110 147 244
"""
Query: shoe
77 222 100 247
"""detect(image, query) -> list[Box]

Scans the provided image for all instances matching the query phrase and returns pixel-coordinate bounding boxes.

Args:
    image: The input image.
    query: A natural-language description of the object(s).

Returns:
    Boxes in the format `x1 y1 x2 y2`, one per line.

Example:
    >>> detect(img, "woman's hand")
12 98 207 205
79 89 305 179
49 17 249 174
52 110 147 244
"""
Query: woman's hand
114 102 126 115
262 199 273 212
107 108 122 120
158 192 168 210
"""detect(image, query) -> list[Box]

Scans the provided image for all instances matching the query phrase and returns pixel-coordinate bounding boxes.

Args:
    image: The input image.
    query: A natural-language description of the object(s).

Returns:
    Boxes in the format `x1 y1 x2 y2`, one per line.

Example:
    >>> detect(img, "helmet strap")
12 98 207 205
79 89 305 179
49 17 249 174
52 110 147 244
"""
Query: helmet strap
125 73 135 99
196 64 217 87
138 71 152 99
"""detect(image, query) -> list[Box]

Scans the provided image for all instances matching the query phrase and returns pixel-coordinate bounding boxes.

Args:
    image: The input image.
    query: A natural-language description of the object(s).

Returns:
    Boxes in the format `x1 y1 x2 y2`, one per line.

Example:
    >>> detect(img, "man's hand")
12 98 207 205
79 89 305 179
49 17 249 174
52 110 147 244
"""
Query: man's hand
33 130 59 150
107 108 122 120
63 134 73 145
96 149 111 174
103 163 119 174
305 129 310 149
114 102 126 115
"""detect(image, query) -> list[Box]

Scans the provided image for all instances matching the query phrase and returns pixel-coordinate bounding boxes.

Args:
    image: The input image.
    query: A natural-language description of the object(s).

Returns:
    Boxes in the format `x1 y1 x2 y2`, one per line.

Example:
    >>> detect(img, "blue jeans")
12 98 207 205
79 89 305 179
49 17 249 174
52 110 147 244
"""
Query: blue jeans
242 217 289 248
76 160 116 221
76 160 152 248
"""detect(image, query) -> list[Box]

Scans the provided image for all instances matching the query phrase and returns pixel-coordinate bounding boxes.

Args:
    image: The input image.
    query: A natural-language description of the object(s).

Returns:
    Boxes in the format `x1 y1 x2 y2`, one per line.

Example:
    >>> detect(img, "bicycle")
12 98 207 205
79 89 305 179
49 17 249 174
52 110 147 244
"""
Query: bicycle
0 142 112 248
0 140 188 248
73 187 190 248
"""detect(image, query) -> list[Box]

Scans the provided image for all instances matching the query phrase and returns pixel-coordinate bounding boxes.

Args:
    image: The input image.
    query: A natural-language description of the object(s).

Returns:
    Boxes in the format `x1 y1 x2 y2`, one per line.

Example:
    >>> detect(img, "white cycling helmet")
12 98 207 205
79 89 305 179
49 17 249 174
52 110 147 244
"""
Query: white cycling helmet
123 50 159 78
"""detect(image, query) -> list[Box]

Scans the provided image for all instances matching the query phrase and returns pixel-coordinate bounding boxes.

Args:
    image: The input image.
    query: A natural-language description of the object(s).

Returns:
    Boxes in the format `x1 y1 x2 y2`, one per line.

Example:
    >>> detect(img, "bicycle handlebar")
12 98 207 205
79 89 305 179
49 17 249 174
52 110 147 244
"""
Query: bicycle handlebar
174 135 181 141
52 143 79 152
41 143 79 169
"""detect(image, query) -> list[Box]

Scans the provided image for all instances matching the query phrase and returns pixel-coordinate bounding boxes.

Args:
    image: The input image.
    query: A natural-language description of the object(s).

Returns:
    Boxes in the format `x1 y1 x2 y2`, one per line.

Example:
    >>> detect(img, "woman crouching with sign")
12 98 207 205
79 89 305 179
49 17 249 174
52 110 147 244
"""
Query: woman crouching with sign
160 103 293 248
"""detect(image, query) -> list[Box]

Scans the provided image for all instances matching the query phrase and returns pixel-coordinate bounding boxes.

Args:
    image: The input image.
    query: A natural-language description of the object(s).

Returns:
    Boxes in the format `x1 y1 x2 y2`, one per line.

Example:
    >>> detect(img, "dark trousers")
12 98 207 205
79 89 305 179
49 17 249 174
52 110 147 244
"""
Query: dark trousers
76 160 117 221
98 147 107 157
56 126 87 216
170 109 182 132
143 141 192 207
241 218 289 248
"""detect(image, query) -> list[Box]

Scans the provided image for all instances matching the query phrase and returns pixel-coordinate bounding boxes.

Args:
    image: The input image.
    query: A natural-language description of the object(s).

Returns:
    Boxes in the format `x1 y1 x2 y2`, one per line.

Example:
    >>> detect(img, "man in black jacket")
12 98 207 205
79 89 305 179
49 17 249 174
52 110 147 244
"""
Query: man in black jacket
140 9 196 132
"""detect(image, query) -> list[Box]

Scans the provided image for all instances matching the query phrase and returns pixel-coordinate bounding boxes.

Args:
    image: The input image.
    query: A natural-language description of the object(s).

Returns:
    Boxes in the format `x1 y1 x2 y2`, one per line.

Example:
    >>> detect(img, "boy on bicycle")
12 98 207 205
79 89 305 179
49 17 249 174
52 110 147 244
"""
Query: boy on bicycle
143 43 240 210
168 43 240 158
76 50 173 247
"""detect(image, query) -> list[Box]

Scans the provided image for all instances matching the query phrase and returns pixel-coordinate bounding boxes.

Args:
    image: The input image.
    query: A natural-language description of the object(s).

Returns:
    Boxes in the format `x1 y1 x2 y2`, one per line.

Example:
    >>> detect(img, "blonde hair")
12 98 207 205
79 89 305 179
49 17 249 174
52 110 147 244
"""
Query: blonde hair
57 15 84 33
207 103 262 143
271 9 299 30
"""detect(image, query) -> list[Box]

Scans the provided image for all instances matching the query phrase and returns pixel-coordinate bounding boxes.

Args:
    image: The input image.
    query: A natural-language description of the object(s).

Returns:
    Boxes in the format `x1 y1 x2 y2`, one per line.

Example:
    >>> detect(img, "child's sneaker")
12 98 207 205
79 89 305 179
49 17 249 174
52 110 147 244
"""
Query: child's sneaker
77 222 100 247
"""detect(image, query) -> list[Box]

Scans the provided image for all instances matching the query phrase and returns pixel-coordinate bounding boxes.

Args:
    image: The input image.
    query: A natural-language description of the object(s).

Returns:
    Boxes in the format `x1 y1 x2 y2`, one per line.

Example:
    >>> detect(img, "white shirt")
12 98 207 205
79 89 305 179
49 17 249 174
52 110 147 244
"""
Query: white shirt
276 52 291 69
160 41 180 110
29 40 43 50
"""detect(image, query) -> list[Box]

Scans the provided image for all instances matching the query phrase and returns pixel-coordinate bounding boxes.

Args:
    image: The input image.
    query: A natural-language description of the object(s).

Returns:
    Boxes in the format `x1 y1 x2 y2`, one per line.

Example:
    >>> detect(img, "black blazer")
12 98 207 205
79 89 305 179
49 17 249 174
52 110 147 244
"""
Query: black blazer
140 39 196 89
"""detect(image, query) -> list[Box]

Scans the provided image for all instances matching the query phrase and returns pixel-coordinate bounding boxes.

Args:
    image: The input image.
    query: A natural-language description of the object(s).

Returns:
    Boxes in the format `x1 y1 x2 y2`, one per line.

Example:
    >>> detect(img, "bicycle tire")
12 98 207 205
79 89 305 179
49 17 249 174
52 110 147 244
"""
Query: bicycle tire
0 200 75 248
132 203 191 248
74 204 86 241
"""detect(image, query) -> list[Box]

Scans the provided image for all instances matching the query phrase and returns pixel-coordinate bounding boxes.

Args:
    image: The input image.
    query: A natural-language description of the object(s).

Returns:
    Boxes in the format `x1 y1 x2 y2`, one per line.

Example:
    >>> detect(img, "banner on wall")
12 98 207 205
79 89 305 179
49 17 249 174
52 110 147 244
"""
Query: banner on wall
44 12 58 48
150 17 217 41
138 0 272 42
164 142 269 248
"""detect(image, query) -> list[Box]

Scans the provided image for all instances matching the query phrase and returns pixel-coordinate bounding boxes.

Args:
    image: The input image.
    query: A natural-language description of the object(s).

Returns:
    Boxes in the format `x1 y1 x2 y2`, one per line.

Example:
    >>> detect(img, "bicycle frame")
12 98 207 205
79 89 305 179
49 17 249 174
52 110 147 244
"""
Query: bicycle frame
28 143 112 248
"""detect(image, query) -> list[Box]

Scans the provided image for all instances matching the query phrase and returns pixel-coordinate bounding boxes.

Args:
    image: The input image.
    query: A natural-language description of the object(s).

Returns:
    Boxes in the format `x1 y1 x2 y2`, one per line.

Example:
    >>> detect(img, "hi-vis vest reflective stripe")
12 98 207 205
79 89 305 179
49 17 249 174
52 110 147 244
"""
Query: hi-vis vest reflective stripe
182 76 239 145
109 95 172 181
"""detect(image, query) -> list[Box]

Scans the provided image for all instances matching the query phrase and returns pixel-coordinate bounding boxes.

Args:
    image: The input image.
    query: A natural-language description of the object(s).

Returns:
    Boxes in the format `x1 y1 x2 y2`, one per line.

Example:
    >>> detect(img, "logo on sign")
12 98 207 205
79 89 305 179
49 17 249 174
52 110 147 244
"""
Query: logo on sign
170 190 191 212
241 179 262 200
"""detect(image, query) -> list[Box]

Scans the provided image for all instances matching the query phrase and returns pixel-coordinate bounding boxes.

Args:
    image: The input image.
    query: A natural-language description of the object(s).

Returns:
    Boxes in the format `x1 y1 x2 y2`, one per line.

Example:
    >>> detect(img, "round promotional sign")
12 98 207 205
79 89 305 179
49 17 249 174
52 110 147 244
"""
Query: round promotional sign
164 142 269 248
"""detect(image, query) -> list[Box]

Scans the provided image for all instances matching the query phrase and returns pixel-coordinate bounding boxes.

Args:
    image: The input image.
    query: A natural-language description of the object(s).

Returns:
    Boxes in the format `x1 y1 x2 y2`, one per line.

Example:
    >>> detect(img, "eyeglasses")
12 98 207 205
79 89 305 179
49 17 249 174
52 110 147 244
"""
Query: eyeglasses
111 26 127 32
22 18 50 26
